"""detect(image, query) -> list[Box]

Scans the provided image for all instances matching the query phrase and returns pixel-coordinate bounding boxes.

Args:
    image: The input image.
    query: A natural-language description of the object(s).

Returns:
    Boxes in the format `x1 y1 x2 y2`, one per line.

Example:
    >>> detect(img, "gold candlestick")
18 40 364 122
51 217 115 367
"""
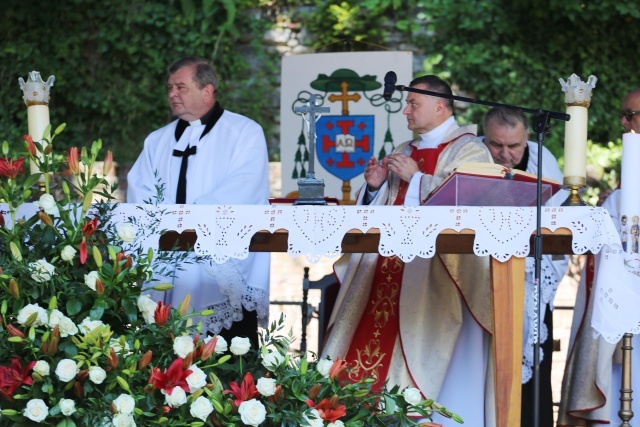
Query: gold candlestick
559 73 597 206
18 71 55 179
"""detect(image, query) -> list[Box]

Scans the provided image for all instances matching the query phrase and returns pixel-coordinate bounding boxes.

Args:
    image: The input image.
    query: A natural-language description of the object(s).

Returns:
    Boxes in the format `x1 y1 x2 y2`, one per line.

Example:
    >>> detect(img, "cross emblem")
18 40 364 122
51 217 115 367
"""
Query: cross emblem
328 81 361 115
295 94 330 179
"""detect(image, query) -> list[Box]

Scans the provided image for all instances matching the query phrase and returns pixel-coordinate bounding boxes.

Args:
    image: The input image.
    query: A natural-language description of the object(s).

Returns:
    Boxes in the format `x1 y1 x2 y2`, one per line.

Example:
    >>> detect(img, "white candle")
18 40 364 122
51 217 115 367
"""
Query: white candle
18 71 55 176
558 73 597 187
563 105 588 180
27 105 51 175
620 132 640 257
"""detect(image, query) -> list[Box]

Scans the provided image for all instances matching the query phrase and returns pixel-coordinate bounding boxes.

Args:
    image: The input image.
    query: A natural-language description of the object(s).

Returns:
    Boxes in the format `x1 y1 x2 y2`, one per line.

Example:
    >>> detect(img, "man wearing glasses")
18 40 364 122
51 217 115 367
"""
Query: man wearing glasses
620 88 640 133
558 88 640 425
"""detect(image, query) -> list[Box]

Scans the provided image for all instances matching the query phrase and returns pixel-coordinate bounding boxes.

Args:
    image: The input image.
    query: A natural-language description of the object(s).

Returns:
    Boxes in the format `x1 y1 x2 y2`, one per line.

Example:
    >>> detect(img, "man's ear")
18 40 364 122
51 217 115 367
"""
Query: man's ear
203 83 215 102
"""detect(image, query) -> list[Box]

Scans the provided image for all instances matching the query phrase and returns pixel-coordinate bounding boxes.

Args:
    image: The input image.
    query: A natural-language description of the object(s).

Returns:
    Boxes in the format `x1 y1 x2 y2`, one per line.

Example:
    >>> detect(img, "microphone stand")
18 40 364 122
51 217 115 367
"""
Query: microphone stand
391 81 569 427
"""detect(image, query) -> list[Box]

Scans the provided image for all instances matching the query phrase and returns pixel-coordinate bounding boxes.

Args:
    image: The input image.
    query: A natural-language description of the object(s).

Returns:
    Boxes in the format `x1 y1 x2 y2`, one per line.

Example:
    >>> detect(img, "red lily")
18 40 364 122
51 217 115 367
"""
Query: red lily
6 324 25 338
23 135 37 158
154 301 171 326
0 157 25 179
0 214 4 227
79 237 88 264
200 336 218 361
315 396 347 422
148 358 192 394
0 357 35 402
68 147 80 175
81 218 99 237
223 372 259 407
328 358 349 381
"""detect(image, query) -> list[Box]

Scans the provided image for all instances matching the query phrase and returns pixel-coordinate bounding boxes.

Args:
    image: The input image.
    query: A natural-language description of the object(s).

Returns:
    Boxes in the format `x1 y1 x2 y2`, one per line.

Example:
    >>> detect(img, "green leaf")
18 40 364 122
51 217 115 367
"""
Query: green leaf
66 298 83 316
384 395 396 414
90 299 108 320
121 299 138 324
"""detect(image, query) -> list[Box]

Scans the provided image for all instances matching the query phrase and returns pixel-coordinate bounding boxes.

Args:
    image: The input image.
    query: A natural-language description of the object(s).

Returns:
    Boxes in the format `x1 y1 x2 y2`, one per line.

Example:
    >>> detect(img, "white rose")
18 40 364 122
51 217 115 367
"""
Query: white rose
48 309 64 328
163 386 187 408
173 335 194 358
302 408 324 427
60 245 77 262
89 366 107 384
402 387 422 405
23 398 49 423
238 399 267 427
35 194 60 216
78 317 105 335
136 295 157 325
29 259 55 283
33 360 50 377
256 377 277 397
317 358 333 378
214 335 228 354
55 359 78 382
58 316 79 337
189 396 214 422
84 271 100 291
59 398 76 416
17 303 48 326
112 413 136 427
117 223 136 243
186 365 207 392
328 421 346 427
230 337 251 356
113 394 136 415
262 351 285 371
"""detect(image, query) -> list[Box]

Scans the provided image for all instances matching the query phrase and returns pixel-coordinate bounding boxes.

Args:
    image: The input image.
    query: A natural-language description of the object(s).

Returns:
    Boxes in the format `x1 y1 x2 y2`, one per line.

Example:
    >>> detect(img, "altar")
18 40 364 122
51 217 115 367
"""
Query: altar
136 203 618 427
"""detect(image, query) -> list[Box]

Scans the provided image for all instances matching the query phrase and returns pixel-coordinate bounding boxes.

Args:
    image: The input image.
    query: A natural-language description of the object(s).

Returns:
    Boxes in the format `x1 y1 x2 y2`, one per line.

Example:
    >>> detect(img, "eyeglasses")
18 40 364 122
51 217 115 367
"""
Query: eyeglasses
619 110 640 121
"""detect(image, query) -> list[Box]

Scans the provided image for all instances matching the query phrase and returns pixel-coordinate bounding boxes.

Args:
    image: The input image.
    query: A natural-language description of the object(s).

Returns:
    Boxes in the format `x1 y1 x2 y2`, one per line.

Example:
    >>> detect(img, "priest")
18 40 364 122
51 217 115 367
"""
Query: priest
127 56 270 346
322 75 497 425
481 107 569 427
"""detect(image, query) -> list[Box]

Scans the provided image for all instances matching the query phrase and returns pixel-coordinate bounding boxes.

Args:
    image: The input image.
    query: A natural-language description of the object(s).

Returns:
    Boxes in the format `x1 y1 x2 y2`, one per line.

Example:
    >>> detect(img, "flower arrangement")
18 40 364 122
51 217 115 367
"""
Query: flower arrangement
0 127 462 426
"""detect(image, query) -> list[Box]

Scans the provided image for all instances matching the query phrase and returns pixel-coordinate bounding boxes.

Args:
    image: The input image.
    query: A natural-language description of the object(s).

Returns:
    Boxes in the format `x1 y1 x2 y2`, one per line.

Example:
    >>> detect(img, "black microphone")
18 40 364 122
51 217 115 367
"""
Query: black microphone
383 71 397 101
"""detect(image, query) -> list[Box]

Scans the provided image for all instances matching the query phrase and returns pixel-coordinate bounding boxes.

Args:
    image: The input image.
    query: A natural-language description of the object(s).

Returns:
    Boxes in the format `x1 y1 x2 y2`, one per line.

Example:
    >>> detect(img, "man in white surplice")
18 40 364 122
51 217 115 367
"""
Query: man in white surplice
481 107 569 427
322 75 497 426
127 56 270 346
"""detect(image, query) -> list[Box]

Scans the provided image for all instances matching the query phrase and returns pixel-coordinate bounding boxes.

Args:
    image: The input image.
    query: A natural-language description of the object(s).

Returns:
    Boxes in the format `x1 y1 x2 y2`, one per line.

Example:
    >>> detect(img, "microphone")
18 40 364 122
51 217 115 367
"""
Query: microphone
383 71 397 101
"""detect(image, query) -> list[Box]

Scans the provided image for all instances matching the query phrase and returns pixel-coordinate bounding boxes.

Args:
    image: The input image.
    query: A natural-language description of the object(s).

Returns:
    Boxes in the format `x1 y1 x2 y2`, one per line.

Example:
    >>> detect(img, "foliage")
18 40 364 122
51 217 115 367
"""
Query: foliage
0 0 281 164
412 0 638 154
0 129 461 426
302 0 635 196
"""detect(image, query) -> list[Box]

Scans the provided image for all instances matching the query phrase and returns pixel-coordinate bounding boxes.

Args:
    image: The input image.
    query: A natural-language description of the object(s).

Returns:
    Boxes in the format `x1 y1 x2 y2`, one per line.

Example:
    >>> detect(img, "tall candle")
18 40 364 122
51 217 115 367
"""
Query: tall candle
620 132 640 265
563 105 588 179
18 71 55 175
559 73 598 187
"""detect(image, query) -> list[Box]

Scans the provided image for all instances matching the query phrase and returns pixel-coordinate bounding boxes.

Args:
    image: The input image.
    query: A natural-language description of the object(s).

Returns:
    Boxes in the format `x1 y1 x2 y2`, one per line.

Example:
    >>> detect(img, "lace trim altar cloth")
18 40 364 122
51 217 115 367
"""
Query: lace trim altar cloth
113 204 618 263
0 203 626 343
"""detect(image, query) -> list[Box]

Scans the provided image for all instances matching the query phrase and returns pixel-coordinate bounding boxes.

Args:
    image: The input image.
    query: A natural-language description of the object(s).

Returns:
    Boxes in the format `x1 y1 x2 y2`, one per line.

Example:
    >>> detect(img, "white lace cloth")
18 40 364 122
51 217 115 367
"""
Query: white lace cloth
1 203 624 342
104 204 616 262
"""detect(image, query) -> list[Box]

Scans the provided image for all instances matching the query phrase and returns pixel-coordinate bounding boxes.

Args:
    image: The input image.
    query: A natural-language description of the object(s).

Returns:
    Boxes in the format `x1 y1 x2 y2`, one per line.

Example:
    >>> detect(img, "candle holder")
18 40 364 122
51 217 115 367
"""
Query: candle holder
559 73 597 207
19 71 55 180
561 176 587 206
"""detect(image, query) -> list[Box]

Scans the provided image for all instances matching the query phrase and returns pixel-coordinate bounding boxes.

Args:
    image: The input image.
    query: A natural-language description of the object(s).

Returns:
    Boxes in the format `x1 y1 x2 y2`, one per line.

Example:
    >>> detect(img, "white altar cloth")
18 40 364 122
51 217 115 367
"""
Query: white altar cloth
105 204 618 263
1 203 625 341
2 203 618 262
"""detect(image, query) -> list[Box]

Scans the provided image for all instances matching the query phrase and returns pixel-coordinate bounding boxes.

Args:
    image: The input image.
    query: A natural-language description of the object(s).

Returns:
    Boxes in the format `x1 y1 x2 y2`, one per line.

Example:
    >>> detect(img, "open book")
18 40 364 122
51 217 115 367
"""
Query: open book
425 162 562 206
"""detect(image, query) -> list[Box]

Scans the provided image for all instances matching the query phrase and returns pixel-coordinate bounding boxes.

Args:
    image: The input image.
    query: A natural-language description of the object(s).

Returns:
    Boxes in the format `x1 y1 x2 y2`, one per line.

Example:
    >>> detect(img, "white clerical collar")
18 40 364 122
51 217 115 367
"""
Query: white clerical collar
189 119 202 126
418 116 456 148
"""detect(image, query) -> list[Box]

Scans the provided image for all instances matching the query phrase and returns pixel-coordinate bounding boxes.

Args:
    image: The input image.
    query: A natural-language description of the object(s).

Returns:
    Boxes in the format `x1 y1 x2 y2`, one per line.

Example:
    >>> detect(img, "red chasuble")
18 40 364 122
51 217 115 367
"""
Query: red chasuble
344 142 448 391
